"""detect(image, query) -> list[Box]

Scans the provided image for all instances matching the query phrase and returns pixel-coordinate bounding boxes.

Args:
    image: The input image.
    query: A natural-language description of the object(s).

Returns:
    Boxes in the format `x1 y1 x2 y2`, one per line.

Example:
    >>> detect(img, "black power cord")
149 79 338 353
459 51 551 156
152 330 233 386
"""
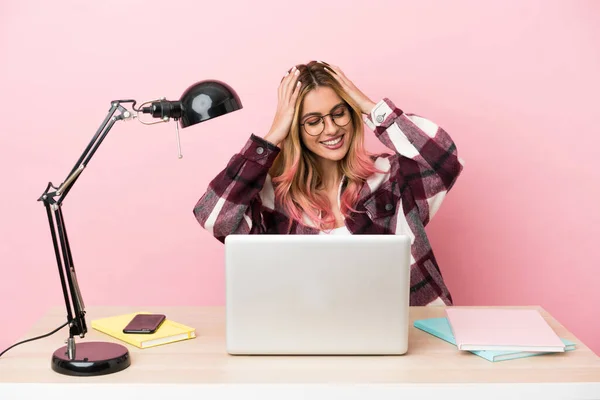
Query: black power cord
0 321 69 358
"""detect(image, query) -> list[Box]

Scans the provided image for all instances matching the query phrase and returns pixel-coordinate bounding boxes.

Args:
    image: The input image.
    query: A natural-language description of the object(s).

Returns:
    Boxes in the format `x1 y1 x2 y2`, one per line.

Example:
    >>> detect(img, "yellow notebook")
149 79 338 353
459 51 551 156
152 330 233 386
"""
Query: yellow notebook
91 312 196 349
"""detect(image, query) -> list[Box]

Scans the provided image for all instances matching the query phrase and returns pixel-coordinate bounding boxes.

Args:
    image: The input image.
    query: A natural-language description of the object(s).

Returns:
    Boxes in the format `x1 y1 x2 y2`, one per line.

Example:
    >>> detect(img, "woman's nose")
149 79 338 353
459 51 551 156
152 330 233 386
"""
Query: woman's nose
322 115 338 135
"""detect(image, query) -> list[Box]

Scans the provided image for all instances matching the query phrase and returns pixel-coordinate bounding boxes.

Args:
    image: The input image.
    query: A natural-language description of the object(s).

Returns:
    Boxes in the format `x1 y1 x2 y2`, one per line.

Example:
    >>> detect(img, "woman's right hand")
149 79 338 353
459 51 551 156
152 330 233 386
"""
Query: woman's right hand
264 66 301 147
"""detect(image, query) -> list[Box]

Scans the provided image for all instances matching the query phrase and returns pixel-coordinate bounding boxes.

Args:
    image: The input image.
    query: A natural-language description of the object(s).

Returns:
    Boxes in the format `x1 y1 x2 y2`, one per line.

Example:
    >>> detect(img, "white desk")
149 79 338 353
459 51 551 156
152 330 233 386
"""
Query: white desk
1 306 599 399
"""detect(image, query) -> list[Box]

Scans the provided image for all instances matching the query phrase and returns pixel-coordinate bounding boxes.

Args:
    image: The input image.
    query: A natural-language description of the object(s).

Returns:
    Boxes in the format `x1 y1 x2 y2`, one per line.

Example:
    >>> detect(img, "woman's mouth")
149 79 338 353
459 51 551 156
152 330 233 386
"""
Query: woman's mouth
320 134 344 150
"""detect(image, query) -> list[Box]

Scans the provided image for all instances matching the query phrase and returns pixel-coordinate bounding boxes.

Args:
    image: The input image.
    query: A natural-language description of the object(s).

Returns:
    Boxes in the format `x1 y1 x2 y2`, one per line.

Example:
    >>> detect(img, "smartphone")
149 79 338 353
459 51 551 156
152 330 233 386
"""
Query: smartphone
122 313 166 334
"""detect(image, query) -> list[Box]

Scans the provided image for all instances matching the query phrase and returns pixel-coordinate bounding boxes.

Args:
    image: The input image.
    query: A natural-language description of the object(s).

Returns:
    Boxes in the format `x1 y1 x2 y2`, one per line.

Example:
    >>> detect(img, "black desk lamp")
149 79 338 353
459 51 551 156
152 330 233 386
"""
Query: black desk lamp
37 80 242 376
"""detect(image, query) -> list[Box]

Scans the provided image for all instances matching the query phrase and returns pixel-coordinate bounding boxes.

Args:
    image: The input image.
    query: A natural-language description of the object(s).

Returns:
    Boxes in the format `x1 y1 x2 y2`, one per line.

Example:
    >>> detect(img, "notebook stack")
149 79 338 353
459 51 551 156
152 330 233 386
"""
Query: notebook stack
414 308 576 362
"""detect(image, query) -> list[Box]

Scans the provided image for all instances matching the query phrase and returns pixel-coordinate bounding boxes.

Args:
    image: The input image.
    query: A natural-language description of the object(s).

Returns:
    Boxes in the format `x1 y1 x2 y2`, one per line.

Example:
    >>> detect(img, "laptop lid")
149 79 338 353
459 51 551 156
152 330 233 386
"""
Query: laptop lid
224 234 411 355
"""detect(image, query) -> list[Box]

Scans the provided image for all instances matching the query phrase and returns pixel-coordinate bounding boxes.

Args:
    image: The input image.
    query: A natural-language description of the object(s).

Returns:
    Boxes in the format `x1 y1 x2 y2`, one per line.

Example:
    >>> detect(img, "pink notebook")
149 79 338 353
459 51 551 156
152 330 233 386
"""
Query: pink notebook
445 308 566 352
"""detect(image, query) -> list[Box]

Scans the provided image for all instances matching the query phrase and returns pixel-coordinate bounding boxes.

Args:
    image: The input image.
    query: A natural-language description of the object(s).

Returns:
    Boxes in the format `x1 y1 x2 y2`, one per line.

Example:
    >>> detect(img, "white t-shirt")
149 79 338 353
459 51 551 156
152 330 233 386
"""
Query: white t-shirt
319 225 351 235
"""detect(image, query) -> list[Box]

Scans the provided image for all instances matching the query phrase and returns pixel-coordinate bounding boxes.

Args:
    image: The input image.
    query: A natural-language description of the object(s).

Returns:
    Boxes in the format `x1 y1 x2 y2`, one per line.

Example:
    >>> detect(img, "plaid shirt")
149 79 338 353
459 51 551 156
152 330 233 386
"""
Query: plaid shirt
193 98 464 306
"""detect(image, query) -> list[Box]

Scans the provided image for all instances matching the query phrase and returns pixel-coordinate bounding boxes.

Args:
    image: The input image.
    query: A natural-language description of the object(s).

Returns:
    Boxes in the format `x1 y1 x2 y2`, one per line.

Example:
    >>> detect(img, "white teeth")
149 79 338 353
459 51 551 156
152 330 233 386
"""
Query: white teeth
322 137 342 146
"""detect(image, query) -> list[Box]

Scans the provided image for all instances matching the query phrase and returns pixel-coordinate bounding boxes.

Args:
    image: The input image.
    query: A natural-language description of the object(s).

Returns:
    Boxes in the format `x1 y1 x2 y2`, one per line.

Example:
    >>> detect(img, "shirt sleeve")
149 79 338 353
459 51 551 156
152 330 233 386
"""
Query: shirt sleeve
364 98 464 225
192 134 280 242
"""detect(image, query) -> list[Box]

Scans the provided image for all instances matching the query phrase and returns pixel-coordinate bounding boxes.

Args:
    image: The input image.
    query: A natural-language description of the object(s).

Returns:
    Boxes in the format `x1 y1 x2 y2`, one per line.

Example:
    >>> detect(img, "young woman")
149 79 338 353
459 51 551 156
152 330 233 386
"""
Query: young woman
193 61 464 306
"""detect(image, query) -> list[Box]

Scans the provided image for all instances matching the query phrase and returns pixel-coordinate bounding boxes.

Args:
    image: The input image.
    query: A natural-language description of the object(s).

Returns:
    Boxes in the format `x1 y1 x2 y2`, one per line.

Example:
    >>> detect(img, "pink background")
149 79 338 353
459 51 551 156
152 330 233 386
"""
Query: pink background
1 0 599 357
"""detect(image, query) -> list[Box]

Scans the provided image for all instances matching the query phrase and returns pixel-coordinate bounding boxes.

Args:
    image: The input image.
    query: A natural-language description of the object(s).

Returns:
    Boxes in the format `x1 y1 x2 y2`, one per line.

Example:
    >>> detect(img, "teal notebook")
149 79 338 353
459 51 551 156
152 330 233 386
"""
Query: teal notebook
414 317 576 362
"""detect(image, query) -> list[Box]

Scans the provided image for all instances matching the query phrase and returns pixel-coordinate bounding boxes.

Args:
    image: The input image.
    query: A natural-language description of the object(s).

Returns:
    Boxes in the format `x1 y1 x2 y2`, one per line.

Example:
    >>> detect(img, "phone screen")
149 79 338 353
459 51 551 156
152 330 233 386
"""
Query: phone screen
122 314 166 334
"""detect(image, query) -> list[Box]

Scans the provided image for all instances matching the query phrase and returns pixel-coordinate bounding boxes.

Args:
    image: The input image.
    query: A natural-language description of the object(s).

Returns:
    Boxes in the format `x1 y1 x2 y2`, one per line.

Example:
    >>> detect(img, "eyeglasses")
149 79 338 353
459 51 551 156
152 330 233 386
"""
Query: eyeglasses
299 104 352 136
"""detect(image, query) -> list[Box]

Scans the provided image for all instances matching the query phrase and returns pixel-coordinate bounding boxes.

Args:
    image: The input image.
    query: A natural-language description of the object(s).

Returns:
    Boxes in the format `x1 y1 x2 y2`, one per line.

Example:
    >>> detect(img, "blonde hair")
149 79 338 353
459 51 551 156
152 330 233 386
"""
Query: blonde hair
270 61 380 231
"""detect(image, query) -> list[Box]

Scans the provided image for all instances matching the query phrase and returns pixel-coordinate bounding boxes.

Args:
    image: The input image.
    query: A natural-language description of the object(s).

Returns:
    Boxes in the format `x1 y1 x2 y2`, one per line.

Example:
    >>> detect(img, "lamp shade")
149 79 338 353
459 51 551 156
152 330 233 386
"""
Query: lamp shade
178 80 243 128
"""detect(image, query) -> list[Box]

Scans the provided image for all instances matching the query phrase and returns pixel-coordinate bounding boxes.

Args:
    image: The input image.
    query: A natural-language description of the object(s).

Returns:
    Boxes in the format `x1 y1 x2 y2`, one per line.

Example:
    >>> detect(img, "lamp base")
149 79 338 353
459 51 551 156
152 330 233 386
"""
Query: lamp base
51 341 131 376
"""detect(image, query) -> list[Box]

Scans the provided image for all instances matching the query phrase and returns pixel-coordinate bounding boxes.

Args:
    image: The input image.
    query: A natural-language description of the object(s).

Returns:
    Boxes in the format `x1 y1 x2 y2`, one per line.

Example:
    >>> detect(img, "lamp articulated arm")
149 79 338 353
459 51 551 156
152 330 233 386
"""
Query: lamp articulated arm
37 100 136 356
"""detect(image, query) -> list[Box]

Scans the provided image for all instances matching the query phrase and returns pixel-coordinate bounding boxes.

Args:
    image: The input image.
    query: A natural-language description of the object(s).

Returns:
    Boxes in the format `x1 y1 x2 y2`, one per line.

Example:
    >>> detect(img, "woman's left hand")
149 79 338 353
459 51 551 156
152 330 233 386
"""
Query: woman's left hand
319 61 376 115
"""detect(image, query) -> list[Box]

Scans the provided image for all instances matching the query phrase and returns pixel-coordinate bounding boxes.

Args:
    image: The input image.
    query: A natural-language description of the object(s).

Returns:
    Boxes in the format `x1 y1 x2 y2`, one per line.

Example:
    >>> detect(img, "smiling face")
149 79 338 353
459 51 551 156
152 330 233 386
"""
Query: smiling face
299 86 354 165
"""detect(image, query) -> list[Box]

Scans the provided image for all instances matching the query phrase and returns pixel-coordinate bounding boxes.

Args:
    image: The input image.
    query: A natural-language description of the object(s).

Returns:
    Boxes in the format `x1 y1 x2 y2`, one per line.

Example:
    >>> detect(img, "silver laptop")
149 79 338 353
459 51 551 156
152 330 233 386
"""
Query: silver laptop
224 234 411 355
